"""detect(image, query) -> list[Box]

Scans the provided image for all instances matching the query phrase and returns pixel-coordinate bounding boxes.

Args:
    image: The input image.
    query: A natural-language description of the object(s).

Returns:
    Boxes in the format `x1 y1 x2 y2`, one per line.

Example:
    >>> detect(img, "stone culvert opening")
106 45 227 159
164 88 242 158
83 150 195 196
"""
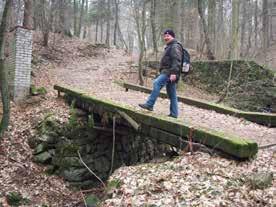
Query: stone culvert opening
30 105 175 189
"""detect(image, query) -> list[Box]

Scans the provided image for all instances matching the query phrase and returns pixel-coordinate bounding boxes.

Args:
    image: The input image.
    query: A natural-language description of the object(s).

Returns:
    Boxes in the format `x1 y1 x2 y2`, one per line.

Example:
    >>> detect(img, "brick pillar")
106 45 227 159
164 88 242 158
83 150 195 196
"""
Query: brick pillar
8 27 33 102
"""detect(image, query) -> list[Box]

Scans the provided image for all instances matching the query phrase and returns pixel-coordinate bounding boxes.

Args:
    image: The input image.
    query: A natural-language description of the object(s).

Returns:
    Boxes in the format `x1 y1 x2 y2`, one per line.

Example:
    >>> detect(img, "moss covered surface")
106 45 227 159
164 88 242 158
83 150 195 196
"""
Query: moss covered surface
54 85 258 159
189 60 276 112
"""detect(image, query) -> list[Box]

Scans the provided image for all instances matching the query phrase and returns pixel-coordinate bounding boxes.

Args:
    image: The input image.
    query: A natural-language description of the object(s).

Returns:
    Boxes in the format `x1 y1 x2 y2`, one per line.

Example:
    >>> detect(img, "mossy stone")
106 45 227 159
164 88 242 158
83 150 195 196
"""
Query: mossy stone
85 194 99 207
33 143 47 155
34 151 52 164
62 168 88 182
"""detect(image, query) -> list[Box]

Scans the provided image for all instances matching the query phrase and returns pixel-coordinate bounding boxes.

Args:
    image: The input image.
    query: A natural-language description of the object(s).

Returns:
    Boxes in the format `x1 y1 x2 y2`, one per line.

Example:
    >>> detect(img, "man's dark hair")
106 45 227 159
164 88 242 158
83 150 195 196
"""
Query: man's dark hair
163 29 175 38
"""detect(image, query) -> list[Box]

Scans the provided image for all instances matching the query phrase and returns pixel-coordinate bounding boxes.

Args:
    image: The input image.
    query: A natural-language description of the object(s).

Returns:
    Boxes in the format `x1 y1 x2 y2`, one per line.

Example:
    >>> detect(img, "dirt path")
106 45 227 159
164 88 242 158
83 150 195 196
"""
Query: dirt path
43 48 276 147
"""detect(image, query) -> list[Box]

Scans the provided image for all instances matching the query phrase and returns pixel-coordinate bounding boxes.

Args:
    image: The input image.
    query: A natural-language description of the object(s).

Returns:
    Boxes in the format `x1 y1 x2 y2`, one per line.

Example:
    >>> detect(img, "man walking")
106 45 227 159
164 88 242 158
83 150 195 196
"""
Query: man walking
138 29 182 118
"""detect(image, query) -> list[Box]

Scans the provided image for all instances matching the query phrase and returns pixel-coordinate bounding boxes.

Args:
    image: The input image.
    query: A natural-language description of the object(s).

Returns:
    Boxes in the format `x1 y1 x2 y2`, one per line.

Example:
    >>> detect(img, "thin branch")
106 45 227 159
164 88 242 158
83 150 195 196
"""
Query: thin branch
77 150 106 189
188 128 194 154
80 190 88 207
109 116 116 176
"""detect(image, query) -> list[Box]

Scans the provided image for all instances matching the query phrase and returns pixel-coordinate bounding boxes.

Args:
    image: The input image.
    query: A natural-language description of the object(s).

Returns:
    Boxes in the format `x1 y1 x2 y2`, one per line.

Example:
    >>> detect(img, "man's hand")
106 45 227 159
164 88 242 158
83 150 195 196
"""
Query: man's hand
169 74 177 82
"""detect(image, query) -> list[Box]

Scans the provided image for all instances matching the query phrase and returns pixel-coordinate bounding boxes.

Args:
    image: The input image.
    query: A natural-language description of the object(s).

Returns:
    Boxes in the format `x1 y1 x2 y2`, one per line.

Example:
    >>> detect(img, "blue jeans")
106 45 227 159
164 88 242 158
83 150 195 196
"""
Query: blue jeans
145 73 178 117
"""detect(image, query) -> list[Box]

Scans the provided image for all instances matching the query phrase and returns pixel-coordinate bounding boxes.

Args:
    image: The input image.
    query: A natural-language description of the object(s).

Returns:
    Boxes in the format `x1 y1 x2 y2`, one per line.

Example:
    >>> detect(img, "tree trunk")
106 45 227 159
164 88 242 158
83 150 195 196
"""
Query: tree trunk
240 0 247 57
198 0 215 60
100 19 103 43
41 0 49 46
59 0 72 37
216 0 224 58
208 0 216 52
262 0 269 49
74 0 78 36
230 0 240 59
105 0 111 47
150 0 158 59
113 0 119 46
83 0 88 39
133 0 147 86
95 19 99 43
245 0 253 56
0 0 12 138
254 0 258 48
23 0 33 29
77 0 85 38
118 23 128 51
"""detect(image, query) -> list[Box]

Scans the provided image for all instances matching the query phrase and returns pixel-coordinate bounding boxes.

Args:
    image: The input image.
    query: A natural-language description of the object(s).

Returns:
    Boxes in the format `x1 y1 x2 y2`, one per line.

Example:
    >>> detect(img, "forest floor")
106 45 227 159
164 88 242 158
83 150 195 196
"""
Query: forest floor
0 34 275 206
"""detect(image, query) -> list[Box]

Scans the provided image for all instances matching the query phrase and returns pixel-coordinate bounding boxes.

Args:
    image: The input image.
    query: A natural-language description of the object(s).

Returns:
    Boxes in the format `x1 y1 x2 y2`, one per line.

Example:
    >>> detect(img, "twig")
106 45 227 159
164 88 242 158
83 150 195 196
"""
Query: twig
80 190 88 207
216 60 233 103
180 137 213 155
206 172 232 179
80 188 104 194
188 128 194 154
77 150 106 189
259 143 276 149
109 116 116 176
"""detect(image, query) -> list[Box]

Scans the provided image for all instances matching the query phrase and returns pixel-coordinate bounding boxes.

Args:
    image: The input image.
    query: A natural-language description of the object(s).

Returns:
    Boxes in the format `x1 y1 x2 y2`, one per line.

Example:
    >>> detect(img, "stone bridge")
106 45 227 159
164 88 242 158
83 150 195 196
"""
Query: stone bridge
29 68 276 189
31 84 263 189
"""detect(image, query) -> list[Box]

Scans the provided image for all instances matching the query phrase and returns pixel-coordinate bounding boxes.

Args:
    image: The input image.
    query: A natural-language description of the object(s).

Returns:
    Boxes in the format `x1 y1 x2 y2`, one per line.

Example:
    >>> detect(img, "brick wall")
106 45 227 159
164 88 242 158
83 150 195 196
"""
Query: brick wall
7 27 32 102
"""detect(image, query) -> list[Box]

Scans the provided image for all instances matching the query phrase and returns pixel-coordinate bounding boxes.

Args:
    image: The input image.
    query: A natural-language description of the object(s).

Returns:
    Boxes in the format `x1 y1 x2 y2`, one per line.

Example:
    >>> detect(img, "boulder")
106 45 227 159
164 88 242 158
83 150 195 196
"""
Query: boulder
34 151 52 164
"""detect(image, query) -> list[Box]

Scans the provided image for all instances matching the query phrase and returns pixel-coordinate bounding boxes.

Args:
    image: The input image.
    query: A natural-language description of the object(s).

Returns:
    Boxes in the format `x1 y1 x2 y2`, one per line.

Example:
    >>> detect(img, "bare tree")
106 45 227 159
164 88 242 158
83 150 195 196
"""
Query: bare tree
106 0 111 46
133 0 148 86
254 0 258 49
58 0 72 37
83 0 89 39
216 0 225 58
262 0 269 49
0 0 12 138
198 0 215 60
78 0 85 38
74 0 79 36
230 0 240 59
150 0 158 59
208 0 216 52
23 0 32 29
113 0 119 46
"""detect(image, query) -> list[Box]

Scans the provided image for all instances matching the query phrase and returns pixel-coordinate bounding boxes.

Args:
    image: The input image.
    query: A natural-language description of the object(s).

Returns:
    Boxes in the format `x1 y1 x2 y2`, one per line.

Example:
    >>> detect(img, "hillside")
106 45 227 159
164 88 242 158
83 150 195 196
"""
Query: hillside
255 42 276 72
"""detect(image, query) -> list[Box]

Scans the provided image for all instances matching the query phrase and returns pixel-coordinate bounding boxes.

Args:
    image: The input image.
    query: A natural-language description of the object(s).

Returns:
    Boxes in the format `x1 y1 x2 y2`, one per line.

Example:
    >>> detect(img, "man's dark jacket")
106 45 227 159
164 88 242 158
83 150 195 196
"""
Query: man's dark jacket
159 39 182 81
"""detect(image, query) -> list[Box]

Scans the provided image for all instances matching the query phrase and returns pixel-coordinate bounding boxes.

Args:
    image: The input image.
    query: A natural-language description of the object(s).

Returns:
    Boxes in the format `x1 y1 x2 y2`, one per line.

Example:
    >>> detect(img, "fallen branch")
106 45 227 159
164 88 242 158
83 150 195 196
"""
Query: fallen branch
77 150 106 189
116 110 140 131
259 143 276 149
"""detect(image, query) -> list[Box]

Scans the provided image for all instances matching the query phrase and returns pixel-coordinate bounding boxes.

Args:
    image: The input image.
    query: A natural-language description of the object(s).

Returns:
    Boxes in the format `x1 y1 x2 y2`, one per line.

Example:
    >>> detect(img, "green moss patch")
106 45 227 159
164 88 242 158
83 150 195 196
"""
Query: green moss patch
189 60 276 112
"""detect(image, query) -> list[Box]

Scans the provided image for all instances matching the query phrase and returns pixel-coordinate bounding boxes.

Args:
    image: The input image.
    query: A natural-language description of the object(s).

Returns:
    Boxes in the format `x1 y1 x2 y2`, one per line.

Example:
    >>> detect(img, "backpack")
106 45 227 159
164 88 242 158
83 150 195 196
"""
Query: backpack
176 42 192 75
